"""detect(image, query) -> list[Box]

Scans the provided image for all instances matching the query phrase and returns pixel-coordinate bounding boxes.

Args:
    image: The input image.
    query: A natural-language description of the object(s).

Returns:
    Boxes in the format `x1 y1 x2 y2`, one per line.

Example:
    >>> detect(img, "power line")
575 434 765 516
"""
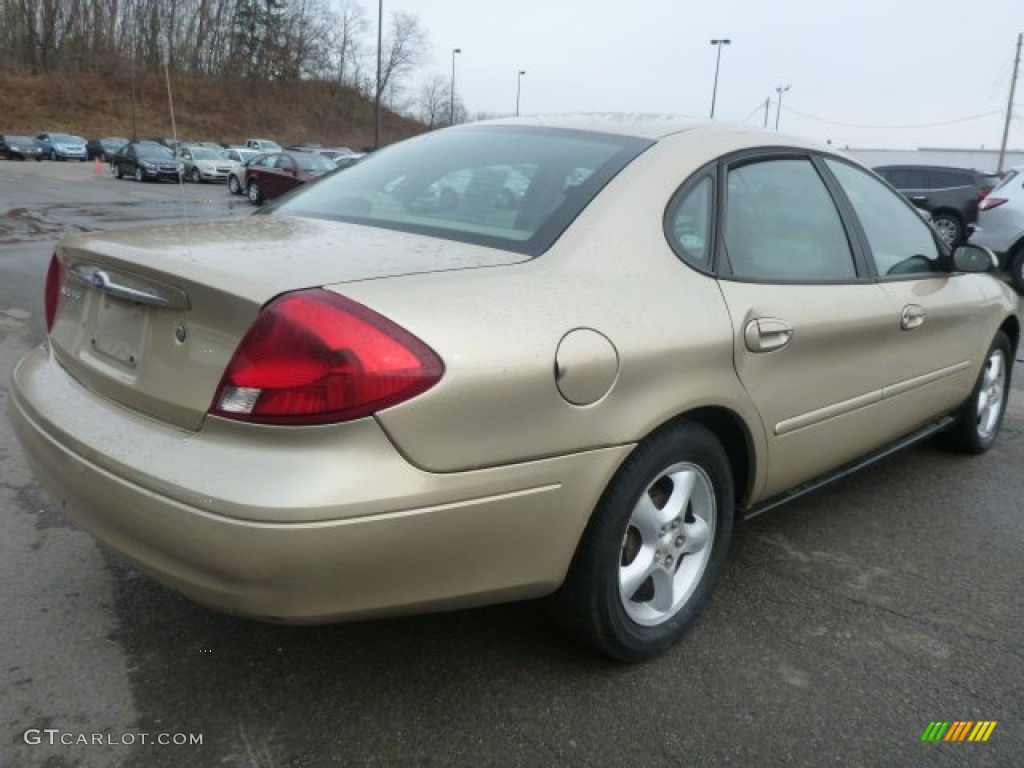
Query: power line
782 105 1002 130
739 101 767 124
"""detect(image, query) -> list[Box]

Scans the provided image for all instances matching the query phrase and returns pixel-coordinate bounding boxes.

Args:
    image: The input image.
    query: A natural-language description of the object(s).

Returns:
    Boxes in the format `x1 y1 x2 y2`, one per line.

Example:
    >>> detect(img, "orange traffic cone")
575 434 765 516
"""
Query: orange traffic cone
93 156 103 175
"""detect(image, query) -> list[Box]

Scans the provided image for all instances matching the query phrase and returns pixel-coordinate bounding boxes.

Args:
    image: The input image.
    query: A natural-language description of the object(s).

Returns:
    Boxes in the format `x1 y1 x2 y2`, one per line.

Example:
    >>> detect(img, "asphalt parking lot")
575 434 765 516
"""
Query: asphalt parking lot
1 160 1023 767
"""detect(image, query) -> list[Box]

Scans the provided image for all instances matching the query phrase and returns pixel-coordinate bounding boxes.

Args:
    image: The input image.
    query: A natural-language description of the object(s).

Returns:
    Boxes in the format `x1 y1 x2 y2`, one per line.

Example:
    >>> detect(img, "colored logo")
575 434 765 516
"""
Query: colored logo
921 721 997 742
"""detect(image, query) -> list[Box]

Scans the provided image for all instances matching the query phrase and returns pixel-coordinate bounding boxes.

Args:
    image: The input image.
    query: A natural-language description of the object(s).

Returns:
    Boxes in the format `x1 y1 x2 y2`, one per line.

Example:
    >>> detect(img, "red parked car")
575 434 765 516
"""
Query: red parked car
245 151 335 205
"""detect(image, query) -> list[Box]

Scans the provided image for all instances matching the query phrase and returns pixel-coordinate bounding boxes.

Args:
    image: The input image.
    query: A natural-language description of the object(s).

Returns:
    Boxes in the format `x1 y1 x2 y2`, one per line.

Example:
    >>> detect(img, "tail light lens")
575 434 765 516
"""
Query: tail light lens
44 253 62 332
978 197 1008 212
211 289 443 425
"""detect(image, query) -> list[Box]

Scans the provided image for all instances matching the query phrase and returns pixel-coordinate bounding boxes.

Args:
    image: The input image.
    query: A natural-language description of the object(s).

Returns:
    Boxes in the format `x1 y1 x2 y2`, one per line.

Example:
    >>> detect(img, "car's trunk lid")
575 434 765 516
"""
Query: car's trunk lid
49 215 526 430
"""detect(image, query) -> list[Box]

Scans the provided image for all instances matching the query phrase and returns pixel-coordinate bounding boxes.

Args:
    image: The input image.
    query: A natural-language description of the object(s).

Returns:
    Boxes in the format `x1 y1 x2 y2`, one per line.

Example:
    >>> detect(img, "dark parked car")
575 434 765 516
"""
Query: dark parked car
244 151 334 204
874 165 1000 247
0 134 45 161
35 132 87 161
86 137 129 161
110 142 183 182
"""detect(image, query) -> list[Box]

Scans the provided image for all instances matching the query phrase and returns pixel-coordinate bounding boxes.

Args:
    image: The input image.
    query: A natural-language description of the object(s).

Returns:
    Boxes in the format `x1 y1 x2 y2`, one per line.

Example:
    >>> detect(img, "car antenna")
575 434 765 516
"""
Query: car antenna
163 54 191 252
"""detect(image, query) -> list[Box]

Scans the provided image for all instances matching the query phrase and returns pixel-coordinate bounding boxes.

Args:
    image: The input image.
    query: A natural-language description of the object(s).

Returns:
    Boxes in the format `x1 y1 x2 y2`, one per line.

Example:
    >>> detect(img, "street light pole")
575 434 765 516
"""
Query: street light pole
775 84 791 130
374 0 383 148
450 48 461 126
516 70 526 116
709 39 730 119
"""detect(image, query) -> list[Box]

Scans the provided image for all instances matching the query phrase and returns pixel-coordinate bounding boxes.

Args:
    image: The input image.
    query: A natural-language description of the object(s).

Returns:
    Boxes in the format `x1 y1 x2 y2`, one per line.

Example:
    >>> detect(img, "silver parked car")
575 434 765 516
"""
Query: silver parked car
226 151 264 195
970 166 1024 293
177 146 234 184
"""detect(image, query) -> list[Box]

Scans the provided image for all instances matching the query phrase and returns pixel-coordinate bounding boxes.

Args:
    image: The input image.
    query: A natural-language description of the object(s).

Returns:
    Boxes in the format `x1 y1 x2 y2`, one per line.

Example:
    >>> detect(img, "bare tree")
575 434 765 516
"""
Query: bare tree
417 74 448 129
333 0 366 86
376 12 426 108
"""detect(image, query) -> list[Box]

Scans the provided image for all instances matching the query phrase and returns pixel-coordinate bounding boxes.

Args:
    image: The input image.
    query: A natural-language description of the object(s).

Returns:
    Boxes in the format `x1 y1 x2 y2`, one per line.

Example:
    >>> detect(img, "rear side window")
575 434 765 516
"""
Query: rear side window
666 176 713 267
270 126 652 256
924 170 972 189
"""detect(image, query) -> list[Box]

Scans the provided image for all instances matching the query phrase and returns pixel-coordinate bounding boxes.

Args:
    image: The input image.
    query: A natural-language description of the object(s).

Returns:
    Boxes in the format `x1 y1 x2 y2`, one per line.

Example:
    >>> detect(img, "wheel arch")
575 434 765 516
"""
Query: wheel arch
929 206 963 222
639 405 757 511
999 314 1020 359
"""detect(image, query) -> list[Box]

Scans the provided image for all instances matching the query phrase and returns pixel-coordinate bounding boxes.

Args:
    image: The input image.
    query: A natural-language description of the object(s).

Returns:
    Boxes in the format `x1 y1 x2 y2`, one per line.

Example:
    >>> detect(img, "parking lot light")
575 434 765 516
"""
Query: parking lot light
709 39 731 119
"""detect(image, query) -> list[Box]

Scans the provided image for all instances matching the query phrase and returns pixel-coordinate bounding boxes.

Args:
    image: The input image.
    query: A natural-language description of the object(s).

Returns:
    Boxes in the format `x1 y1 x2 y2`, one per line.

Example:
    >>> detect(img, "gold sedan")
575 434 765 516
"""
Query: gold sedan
9 116 1019 661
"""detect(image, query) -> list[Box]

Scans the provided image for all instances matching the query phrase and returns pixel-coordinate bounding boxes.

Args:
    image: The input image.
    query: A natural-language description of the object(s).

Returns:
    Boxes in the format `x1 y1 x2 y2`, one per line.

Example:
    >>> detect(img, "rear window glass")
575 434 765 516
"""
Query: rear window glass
268 126 651 256
294 154 335 172
136 144 174 158
990 169 1019 192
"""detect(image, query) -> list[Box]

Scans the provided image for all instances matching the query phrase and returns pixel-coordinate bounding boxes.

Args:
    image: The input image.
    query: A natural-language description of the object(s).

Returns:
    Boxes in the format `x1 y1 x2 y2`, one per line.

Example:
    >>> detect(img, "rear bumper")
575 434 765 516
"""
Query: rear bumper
10 344 629 622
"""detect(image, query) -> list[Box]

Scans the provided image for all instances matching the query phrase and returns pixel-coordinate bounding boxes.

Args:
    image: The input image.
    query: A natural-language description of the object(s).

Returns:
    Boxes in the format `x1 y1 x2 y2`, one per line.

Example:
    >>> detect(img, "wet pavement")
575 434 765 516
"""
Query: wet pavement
1 160 1023 767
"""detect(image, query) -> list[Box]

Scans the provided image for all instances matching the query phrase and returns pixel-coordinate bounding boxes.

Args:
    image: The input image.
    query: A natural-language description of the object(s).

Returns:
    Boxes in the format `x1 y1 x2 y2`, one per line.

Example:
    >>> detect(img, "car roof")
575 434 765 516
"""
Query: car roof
873 164 989 175
464 114 841 156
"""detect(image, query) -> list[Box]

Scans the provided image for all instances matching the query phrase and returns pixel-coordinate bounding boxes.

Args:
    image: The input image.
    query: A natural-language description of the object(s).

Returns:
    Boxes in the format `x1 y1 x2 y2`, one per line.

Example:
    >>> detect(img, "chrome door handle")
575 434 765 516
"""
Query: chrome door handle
901 304 926 331
744 318 794 353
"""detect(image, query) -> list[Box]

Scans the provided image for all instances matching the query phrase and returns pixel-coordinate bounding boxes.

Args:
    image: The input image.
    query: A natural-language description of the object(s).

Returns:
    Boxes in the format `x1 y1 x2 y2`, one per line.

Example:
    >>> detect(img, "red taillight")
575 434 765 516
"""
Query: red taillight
978 197 1008 212
211 289 443 425
44 253 62 333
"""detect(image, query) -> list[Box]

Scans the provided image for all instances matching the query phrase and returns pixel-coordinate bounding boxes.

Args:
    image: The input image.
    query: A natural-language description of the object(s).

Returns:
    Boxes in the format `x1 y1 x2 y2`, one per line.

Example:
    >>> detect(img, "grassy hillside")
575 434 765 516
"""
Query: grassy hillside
1 72 425 149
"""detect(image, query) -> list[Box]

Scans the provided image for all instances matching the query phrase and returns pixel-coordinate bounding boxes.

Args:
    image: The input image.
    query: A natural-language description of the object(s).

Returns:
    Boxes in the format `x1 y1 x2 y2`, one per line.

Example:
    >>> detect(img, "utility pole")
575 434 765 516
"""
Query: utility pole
709 39 731 119
997 32 1022 175
763 97 770 128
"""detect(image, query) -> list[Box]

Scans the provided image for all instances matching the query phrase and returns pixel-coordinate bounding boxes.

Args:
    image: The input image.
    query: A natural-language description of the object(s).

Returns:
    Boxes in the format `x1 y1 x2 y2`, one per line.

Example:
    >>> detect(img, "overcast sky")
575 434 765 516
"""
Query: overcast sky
364 0 1021 150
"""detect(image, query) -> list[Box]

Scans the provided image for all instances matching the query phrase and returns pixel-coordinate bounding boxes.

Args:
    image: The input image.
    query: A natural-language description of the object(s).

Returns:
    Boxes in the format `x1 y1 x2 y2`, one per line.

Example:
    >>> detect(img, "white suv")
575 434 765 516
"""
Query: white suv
970 166 1024 293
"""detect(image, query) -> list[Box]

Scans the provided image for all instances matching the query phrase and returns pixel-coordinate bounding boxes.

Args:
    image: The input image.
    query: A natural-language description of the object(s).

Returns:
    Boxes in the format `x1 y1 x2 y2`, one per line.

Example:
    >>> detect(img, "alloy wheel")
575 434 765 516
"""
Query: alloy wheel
619 462 716 626
975 347 1007 441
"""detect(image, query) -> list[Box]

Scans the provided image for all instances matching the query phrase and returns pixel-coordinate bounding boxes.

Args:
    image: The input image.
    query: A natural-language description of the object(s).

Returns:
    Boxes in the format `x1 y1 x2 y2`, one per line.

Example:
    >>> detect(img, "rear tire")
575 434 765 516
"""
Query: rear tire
228 175 241 195
943 331 1012 454
189 167 201 183
135 167 144 182
550 422 735 661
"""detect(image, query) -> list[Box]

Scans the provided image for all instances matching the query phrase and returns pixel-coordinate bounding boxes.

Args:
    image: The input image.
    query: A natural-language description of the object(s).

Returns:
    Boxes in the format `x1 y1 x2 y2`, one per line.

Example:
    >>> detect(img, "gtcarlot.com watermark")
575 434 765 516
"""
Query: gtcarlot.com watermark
23 728 203 746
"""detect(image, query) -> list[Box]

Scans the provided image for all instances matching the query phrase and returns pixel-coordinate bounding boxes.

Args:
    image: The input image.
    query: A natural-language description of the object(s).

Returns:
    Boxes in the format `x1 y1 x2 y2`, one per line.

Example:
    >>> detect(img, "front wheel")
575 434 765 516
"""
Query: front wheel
943 331 1012 453
550 422 735 661
1009 247 1024 294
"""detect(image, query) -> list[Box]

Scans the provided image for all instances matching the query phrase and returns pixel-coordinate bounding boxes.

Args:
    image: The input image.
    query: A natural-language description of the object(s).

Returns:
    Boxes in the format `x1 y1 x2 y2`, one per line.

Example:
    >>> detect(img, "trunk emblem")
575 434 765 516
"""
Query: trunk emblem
175 325 187 343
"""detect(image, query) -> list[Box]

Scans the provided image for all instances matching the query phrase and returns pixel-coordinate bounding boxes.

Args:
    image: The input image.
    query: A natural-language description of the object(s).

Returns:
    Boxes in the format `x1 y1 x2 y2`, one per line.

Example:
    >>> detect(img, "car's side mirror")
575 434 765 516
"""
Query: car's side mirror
952 244 998 273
